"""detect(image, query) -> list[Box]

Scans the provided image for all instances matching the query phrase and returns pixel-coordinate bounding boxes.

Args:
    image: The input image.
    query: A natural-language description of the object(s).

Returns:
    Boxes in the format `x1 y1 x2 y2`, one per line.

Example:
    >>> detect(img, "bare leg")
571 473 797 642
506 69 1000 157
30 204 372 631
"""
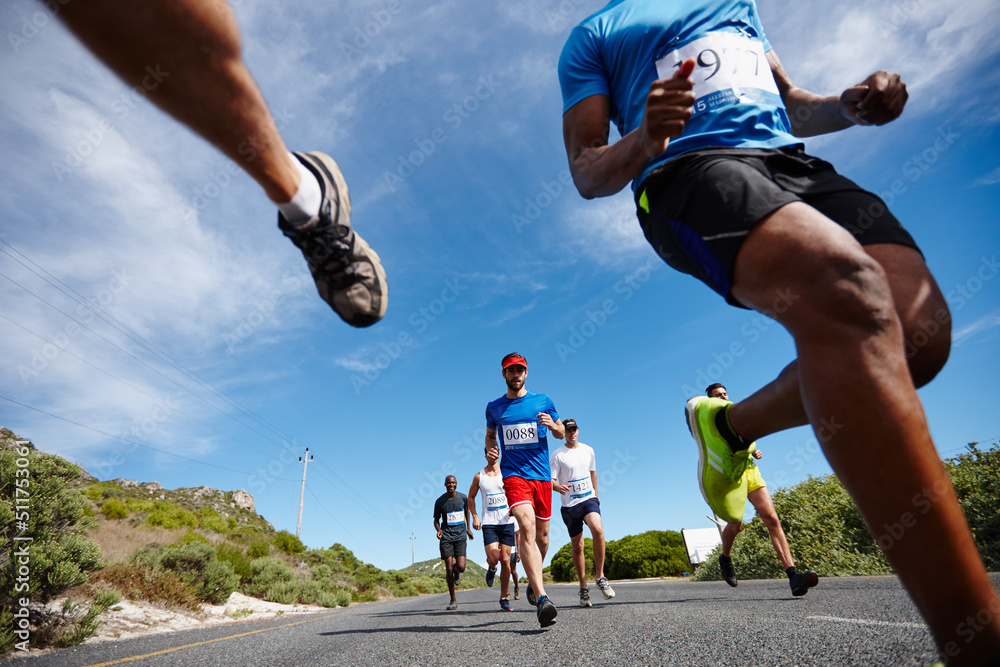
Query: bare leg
444 555 456 600
510 505 548 599
731 202 1000 664
729 244 951 442
583 512 607 580
721 521 741 557
499 544 512 599
747 487 794 569
571 532 588 588
56 0 299 202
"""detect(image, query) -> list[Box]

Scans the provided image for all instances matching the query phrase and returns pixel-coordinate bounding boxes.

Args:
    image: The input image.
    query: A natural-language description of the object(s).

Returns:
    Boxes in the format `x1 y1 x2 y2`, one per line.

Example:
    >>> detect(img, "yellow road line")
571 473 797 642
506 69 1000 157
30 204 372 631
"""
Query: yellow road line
82 613 336 667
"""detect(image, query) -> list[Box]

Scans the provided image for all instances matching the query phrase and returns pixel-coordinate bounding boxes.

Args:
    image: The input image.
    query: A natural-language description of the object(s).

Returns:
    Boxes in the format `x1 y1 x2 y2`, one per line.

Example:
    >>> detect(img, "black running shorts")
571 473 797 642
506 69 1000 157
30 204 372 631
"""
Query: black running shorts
439 539 467 560
635 146 921 307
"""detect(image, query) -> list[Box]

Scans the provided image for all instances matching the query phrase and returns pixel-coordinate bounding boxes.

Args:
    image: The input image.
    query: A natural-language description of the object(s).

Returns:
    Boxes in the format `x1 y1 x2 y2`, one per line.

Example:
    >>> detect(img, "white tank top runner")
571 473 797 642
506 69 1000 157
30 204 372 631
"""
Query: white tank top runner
478 468 514 526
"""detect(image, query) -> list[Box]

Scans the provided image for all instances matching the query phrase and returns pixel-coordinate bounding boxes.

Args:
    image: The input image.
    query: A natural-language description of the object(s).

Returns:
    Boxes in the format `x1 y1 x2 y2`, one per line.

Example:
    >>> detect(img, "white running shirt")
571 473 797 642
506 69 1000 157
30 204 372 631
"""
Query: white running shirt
478 468 514 526
550 443 597 508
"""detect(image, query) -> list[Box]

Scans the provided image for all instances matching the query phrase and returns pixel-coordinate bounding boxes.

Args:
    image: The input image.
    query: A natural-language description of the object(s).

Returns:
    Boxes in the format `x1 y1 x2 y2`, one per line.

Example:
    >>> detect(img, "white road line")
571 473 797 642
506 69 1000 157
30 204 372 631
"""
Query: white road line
808 615 927 629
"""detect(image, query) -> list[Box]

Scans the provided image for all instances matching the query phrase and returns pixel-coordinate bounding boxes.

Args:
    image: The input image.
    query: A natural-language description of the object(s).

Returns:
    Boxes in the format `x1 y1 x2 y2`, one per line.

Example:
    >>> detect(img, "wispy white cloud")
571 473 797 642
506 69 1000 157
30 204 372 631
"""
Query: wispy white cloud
972 167 1000 188
953 312 1000 345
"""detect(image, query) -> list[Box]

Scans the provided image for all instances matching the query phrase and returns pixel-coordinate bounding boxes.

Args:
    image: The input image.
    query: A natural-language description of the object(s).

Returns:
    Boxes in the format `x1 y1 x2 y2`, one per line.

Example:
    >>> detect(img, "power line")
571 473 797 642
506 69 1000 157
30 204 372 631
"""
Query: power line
0 393 297 480
0 265 302 454
0 241 302 451
0 312 278 459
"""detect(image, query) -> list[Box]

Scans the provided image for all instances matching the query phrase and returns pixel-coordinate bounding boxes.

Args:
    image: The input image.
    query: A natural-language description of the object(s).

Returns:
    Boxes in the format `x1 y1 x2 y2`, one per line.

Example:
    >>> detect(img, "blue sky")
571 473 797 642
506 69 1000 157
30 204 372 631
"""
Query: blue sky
1 0 999 572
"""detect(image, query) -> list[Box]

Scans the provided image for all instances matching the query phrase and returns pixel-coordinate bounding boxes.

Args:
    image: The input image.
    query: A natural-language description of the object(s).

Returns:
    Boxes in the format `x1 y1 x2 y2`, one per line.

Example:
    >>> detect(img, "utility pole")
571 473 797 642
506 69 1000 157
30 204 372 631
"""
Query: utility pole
410 533 415 571
296 448 313 539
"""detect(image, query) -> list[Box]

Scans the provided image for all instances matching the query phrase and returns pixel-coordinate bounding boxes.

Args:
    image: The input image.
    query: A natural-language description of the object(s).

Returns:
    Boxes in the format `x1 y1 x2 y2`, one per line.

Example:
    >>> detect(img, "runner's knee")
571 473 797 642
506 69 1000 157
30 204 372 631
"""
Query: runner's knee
901 310 951 388
788 252 897 340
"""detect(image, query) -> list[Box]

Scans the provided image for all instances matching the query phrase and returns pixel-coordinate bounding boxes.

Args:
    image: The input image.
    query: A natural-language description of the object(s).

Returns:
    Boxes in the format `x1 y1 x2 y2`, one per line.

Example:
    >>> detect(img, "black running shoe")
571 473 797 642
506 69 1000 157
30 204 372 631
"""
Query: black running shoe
536 596 557 628
278 151 388 327
790 570 819 597
526 583 537 606
486 567 496 588
719 555 738 588
452 568 461 587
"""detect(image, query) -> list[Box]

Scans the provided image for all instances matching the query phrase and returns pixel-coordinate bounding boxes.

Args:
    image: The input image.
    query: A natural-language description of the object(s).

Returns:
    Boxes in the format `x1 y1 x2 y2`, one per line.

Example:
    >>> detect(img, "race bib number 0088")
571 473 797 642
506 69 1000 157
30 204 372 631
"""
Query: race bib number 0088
502 422 539 450
655 32 779 115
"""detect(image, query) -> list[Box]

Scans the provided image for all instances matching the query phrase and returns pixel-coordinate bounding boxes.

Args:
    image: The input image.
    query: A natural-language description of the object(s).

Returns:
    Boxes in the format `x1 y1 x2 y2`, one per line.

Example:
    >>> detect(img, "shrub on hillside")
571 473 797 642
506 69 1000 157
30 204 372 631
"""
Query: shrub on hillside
100 498 129 522
947 442 1000 570
216 542 253 583
606 531 689 579
248 540 270 559
245 557 295 599
692 474 891 582
549 538 594 582
271 530 306 555
129 542 238 605
145 501 199 530
198 507 231 534
126 497 155 513
92 562 200 610
0 447 103 605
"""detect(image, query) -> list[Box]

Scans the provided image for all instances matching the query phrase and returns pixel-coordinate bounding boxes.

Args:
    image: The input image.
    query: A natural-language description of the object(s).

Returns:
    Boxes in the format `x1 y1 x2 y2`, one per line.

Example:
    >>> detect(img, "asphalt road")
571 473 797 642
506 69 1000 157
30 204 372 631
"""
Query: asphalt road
11 574 983 667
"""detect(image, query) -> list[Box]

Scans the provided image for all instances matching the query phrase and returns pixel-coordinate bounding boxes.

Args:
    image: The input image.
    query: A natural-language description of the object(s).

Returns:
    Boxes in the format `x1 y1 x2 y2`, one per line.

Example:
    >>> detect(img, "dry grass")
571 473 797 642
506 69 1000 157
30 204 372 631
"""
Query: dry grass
87 517 197 563
91 563 201 611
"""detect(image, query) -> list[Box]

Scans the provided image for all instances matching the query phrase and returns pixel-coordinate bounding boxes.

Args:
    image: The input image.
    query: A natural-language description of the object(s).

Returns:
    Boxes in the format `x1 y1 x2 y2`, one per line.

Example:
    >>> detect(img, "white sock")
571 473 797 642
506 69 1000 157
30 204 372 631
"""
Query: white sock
276 152 322 226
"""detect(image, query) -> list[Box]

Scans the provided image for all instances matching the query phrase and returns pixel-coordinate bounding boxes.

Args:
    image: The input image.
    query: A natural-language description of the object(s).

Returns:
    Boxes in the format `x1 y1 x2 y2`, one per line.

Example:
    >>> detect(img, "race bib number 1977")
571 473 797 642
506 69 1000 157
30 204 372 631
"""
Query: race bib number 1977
655 32 779 116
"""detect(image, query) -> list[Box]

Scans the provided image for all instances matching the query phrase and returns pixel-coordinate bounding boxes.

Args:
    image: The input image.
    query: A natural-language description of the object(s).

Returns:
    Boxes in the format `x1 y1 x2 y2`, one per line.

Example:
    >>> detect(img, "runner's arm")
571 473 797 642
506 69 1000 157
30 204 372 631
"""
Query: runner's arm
590 469 599 501
767 50 907 137
563 60 696 199
485 428 500 463
465 496 474 540
468 475 481 530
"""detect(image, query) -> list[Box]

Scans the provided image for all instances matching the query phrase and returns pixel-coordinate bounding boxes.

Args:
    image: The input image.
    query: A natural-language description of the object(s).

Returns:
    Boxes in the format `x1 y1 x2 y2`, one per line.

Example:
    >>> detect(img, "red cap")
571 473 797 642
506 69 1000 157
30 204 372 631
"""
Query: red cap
502 354 527 370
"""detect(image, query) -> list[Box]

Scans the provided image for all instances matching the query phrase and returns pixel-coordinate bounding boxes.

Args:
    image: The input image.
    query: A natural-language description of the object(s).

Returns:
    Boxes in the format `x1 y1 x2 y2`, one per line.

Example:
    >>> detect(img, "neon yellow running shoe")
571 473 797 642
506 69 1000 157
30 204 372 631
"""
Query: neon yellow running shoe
685 396 754 524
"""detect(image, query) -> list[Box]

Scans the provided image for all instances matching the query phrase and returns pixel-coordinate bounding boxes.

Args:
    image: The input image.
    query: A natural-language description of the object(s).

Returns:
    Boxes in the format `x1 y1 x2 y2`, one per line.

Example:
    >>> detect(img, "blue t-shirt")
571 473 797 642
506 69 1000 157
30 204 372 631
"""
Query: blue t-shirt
558 0 800 191
485 391 559 482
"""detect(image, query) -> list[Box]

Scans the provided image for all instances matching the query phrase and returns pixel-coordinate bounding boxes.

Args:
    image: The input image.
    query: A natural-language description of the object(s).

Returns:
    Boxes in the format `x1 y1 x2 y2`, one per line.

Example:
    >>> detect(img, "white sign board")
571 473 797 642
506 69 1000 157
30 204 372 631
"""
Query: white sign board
682 527 723 565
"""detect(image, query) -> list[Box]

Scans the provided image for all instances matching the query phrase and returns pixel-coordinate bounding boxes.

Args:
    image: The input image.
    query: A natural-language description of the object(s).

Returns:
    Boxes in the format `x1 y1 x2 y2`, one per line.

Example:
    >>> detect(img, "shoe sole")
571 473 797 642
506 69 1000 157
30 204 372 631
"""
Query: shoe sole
599 589 615 600
686 397 718 513
538 604 557 628
299 151 389 327
686 397 747 523
792 572 819 597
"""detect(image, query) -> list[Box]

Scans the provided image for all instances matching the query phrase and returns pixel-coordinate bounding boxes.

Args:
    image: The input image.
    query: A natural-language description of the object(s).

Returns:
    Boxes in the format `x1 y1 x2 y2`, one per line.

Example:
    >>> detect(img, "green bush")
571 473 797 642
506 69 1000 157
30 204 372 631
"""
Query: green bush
176 528 209 545
947 442 1000 570
100 498 129 521
216 542 253 583
198 508 231 534
245 557 295 599
126 497 155 513
0 609 13 654
692 474 891 582
0 446 103 608
606 531 689 579
56 589 122 648
248 541 270 559
271 530 306 555
85 482 125 502
145 501 199 529
550 538 593 582
129 542 238 605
